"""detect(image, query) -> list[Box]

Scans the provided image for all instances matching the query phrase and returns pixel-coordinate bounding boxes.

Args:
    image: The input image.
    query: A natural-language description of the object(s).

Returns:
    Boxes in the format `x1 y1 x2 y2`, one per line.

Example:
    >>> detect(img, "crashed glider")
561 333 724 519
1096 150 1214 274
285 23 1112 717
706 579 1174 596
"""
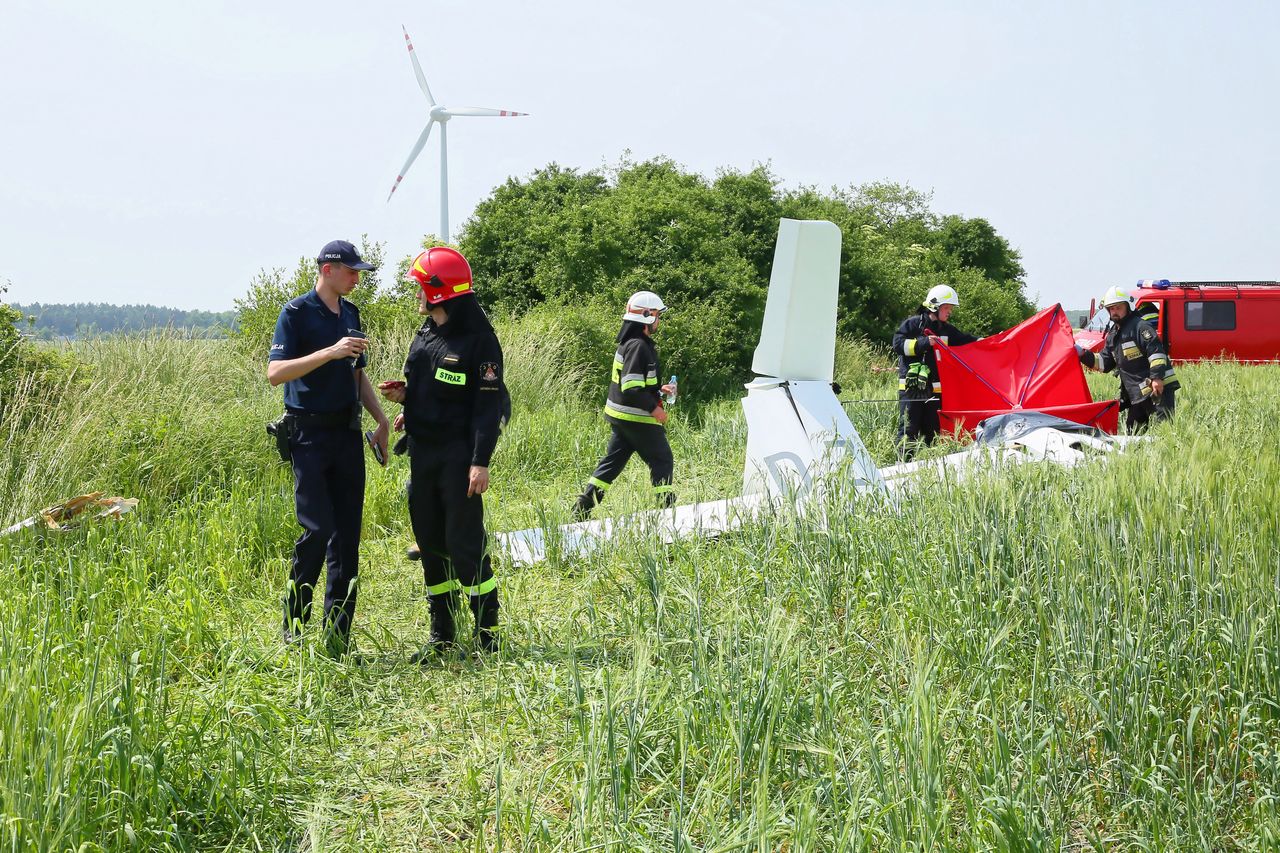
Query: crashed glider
497 219 1139 567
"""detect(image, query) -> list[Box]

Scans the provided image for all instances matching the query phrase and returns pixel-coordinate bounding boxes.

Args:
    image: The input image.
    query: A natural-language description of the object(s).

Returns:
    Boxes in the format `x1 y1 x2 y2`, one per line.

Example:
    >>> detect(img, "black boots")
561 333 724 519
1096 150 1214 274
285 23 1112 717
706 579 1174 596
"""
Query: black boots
471 590 500 653
573 483 605 520
412 590 500 659
411 591 458 663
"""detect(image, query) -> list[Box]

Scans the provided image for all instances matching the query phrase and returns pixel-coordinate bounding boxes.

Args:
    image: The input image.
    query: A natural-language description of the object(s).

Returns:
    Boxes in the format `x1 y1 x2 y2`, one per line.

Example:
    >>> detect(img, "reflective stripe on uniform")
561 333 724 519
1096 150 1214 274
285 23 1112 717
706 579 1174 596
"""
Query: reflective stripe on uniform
604 401 660 424
588 476 611 490
653 484 674 494
427 578 460 596
1148 355 1168 368
897 379 942 393
904 338 918 357
932 382 942 393
461 577 498 597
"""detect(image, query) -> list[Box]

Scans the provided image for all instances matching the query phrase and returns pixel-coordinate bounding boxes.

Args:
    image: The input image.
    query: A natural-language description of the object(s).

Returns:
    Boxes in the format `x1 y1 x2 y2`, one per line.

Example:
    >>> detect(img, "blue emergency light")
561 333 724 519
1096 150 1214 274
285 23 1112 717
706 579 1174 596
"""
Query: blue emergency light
1137 278 1172 290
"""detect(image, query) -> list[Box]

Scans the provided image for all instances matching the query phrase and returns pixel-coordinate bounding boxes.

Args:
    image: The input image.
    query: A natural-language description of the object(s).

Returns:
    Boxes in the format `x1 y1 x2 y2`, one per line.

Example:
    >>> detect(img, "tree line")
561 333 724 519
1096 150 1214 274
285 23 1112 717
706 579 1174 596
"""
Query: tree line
11 302 237 340
236 156 1035 399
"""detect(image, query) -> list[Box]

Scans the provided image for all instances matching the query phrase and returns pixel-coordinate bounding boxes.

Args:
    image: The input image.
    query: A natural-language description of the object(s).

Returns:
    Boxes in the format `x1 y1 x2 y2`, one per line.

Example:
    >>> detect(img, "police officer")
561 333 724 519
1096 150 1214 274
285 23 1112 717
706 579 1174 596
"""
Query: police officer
891 284 979 460
379 247 506 656
1078 286 1179 430
573 291 677 518
268 240 390 657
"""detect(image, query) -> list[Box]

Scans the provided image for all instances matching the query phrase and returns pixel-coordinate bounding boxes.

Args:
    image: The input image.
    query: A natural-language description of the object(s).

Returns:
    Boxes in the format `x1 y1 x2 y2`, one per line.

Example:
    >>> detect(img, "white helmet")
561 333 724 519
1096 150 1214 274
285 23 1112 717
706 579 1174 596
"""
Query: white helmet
1101 285 1133 309
923 284 959 312
623 290 667 325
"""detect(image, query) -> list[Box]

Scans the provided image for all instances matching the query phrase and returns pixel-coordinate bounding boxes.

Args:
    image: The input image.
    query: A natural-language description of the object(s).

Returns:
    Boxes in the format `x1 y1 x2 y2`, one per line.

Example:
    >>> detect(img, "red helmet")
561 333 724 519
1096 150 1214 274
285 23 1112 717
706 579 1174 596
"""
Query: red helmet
408 247 473 305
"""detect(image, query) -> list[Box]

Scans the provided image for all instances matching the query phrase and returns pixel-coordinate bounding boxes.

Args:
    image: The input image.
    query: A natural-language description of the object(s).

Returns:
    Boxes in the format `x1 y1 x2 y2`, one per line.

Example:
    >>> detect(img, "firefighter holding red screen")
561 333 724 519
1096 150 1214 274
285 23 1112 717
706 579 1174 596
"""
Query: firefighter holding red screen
892 284 979 460
379 247 506 657
1077 286 1179 431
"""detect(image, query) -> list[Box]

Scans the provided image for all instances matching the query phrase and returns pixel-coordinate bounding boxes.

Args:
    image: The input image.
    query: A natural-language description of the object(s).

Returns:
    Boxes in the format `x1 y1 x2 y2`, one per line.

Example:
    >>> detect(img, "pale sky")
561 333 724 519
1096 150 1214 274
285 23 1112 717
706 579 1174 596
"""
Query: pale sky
2 0 1276 312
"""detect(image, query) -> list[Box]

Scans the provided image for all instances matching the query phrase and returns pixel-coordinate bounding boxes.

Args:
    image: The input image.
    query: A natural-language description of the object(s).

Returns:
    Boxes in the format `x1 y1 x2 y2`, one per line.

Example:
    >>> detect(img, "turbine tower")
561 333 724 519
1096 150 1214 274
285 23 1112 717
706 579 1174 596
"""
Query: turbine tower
387 26 527 244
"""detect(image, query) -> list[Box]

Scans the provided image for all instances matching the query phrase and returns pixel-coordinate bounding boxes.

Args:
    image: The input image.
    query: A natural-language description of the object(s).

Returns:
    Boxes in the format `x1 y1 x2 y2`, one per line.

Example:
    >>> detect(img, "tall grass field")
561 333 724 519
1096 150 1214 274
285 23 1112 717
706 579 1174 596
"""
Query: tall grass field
1 323 1278 851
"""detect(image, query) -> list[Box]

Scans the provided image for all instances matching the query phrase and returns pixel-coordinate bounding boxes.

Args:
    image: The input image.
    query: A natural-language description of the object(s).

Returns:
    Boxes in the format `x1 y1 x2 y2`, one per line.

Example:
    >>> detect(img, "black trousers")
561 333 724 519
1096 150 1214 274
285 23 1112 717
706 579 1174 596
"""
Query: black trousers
896 396 940 460
1124 388 1176 432
588 420 675 500
407 437 496 600
285 425 365 639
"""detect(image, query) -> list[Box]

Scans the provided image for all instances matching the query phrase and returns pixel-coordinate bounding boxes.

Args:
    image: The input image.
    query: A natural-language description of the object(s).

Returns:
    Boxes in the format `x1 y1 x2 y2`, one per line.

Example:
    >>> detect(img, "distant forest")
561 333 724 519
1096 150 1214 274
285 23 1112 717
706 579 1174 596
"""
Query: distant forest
10 303 237 339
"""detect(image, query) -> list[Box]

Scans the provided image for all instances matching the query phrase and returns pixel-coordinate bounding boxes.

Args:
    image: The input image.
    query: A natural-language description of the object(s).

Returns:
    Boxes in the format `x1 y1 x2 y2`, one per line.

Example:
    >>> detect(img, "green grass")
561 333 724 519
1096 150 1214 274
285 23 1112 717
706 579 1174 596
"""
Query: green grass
2 328 1279 850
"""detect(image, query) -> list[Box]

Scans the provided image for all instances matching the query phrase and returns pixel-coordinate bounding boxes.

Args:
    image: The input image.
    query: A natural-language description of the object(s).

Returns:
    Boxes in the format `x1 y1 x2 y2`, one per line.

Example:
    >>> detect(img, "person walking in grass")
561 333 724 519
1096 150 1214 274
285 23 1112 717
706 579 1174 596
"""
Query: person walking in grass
1078 286 1179 431
573 291 677 518
891 283 979 461
267 240 390 658
379 247 507 657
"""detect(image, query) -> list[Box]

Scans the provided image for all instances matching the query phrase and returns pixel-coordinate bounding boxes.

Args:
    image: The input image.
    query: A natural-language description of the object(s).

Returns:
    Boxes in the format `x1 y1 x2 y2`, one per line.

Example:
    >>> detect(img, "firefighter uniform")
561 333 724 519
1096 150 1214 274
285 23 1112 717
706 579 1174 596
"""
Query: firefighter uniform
891 310 978 458
575 295 674 517
402 309 506 651
1079 309 1179 431
1136 301 1161 328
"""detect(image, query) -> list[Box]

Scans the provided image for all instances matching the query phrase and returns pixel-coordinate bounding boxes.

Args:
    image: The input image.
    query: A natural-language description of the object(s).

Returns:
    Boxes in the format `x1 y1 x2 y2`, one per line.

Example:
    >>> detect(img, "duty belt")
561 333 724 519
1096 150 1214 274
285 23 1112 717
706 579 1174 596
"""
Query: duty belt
285 406 360 430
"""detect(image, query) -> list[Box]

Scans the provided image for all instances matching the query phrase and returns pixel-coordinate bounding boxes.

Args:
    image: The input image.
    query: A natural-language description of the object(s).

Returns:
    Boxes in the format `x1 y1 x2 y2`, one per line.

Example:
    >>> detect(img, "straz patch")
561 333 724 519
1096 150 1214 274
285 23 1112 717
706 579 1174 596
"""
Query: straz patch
435 367 467 386
480 362 500 382
1121 342 1141 360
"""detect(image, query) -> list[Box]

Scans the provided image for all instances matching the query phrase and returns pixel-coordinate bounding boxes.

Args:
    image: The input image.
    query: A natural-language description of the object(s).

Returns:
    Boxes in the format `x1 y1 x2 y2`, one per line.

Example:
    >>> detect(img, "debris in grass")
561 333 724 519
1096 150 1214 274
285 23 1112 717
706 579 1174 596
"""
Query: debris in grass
1 492 140 536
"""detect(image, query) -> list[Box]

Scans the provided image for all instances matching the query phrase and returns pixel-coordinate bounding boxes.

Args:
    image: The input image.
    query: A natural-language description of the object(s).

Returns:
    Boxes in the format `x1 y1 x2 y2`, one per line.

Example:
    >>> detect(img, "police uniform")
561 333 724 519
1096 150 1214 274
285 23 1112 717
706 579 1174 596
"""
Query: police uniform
575 330 674 516
891 310 978 458
1079 309 1179 431
269 288 367 650
402 308 505 650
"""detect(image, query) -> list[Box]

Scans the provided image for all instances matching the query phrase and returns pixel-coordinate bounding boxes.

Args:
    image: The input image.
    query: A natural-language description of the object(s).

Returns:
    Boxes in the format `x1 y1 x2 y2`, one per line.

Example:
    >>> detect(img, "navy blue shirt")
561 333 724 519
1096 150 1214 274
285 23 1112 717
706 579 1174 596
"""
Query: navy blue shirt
269 289 367 413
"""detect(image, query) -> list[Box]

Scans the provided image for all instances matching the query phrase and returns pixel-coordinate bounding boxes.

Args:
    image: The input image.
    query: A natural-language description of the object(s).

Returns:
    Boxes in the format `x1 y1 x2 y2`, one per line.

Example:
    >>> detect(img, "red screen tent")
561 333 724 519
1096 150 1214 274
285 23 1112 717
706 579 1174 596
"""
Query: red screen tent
933 304 1119 435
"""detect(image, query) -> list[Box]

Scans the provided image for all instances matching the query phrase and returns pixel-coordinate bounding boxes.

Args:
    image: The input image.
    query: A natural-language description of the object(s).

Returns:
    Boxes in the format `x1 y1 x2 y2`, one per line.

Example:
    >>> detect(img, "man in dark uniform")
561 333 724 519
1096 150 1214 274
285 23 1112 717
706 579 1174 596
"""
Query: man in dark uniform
268 240 390 657
1135 300 1161 329
379 247 507 656
573 290 677 518
1078 286 1179 430
891 284 979 460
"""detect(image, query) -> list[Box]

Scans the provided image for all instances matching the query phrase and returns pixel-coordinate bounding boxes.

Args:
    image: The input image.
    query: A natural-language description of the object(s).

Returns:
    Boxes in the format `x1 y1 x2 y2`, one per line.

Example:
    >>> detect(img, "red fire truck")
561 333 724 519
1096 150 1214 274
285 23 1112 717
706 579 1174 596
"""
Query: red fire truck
1075 280 1280 363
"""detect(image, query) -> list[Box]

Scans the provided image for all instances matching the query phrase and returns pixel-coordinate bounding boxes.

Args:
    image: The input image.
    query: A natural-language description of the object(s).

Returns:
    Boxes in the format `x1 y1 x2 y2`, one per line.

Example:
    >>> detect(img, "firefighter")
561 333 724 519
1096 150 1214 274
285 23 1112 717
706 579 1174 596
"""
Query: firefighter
1077 286 1179 430
1135 299 1160 329
573 291 677 518
267 240 390 658
379 247 507 656
891 284 979 460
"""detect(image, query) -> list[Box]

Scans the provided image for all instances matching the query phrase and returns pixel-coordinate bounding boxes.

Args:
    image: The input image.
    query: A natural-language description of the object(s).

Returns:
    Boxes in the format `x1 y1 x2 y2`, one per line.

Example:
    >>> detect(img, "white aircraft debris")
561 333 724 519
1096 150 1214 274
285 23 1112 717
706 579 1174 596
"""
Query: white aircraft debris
497 219 1141 567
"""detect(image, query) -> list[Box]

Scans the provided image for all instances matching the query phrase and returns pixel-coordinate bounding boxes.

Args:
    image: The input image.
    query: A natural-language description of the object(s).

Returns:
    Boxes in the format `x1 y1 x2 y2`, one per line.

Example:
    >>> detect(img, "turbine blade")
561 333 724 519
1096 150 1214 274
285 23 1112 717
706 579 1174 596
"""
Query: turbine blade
442 106 529 117
387 120 435 201
401 26 436 106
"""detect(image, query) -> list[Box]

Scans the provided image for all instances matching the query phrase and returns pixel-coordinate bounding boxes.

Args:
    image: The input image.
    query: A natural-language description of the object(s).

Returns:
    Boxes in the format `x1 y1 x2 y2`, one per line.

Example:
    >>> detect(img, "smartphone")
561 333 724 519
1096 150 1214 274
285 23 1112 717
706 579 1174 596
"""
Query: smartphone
365 430 385 466
347 330 367 368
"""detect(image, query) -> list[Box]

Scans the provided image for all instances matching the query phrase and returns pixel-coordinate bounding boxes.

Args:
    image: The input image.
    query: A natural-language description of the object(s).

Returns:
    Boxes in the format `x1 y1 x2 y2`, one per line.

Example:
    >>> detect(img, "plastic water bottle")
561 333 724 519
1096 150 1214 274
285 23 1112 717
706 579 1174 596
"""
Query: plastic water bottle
666 375 678 405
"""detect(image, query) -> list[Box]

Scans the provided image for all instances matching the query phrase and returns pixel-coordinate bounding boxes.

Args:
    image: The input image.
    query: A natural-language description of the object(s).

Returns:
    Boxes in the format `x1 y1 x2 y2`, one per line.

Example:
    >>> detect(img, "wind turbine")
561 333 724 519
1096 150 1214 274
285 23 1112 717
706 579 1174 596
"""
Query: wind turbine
387 26 528 244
